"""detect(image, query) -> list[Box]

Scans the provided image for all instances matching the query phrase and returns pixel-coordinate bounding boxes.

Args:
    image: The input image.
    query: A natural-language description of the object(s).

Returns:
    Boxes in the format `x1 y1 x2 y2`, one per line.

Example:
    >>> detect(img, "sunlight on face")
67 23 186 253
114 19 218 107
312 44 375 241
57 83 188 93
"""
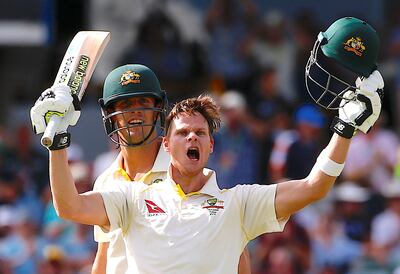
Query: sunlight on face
163 113 214 177
110 97 157 144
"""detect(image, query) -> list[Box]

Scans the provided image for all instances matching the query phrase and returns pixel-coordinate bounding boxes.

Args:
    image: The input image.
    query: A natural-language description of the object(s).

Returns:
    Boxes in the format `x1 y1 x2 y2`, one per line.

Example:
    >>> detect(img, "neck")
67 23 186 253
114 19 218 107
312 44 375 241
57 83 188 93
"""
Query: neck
120 139 161 180
170 165 208 194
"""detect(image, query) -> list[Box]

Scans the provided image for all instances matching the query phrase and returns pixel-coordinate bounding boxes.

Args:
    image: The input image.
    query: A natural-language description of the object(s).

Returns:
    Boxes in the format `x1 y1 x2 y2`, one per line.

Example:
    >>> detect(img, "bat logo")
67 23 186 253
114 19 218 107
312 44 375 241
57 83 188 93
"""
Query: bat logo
69 55 90 94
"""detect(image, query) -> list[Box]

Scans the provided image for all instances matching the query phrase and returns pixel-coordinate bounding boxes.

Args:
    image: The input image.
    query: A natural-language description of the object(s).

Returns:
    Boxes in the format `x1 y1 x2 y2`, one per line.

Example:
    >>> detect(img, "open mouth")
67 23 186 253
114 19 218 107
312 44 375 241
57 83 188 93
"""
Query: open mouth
187 147 200 161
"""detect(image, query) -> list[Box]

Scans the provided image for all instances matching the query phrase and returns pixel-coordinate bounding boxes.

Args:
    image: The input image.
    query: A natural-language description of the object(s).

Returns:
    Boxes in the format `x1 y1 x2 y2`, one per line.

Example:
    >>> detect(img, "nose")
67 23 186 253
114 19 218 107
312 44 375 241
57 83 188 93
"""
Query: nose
187 132 198 142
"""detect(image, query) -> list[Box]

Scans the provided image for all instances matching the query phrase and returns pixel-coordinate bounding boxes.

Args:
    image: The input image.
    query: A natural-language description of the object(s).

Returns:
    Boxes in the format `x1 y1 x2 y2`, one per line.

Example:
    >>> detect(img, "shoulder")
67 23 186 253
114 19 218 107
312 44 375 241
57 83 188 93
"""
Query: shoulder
93 166 126 190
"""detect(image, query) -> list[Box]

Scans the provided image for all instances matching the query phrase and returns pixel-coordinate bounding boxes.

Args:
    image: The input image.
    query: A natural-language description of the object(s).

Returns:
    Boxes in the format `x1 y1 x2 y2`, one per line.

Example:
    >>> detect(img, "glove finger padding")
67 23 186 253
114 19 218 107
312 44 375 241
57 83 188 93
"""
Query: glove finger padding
30 84 80 134
338 70 384 134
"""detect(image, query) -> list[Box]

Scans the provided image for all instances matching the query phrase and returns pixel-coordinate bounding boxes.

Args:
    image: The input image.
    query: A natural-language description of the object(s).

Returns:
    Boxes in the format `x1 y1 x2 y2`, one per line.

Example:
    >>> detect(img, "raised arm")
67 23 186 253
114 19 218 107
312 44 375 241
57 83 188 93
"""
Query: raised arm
275 70 384 220
50 149 109 227
30 85 109 227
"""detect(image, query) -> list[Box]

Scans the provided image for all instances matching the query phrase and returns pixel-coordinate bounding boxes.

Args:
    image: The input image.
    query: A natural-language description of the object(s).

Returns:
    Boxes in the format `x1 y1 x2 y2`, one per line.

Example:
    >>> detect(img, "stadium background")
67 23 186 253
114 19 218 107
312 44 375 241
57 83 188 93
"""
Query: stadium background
1 0 400 273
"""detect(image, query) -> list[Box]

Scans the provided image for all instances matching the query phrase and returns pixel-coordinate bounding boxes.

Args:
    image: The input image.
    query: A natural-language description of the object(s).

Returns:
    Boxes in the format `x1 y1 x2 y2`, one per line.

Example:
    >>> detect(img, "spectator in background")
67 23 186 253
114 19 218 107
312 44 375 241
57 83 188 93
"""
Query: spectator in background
247 66 293 182
243 10 296 103
40 150 96 274
0 206 37 274
120 8 194 101
37 244 72 274
291 11 321 103
370 181 400 270
284 104 325 180
250 219 310 274
342 112 399 193
208 90 259 187
205 0 256 92
334 182 371 243
309 204 363 274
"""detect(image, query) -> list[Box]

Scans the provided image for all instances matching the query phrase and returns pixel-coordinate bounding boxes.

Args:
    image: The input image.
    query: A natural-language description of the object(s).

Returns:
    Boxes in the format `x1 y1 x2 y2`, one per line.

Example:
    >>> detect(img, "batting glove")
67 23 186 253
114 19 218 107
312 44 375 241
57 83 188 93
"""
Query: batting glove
30 84 81 148
331 70 384 138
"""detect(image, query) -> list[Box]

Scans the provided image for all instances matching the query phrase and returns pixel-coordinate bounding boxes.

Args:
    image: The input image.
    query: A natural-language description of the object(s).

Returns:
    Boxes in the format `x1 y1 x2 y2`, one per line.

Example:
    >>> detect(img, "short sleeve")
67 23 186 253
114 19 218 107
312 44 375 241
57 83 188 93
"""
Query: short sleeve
98 181 136 235
234 184 288 240
92 170 113 242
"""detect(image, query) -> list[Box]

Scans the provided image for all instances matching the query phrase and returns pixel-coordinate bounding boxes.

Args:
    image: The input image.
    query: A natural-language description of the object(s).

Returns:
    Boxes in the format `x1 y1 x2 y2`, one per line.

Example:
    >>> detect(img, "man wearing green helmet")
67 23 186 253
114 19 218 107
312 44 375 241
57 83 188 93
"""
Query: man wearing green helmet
91 64 169 274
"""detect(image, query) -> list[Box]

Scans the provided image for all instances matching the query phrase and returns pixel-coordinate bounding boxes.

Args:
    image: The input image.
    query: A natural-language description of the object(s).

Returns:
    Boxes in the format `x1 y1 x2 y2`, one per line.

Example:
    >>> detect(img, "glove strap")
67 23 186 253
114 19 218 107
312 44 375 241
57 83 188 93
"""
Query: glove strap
330 116 355 139
49 132 71 150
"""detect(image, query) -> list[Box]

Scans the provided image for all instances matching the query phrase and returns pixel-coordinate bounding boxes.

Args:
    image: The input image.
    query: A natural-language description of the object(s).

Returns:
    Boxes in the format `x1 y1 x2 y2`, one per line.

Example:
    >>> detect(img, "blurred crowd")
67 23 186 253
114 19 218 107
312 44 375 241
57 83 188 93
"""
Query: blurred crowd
2 0 400 273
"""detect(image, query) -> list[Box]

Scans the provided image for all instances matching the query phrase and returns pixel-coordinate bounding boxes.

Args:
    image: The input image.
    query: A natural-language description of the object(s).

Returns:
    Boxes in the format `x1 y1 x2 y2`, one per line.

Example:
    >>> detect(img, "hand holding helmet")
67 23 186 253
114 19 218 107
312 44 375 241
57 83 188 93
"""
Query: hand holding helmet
331 70 384 138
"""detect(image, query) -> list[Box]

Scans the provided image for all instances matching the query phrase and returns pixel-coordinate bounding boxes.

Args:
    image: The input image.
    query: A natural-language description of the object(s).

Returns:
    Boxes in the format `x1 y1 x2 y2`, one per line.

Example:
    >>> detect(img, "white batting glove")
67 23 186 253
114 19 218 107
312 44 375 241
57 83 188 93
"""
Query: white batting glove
340 70 384 133
331 70 384 138
30 84 81 135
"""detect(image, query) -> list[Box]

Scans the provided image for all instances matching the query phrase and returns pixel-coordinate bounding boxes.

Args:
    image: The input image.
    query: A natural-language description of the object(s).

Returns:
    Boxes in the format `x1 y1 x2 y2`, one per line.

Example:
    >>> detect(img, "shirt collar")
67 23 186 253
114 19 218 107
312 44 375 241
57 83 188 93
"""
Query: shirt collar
151 147 170 172
112 146 169 178
167 167 223 198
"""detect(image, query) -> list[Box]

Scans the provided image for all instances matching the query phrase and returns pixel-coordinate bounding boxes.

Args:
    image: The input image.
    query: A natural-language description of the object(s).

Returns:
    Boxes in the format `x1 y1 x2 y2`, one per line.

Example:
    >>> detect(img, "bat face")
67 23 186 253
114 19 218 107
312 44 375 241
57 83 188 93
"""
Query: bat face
54 31 110 100
40 31 110 147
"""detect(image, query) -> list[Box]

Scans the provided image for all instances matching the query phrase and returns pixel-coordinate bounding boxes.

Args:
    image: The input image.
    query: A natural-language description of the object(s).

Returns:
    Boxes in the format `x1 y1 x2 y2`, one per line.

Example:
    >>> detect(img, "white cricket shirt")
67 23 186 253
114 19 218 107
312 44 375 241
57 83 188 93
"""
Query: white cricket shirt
99 168 287 274
93 147 170 274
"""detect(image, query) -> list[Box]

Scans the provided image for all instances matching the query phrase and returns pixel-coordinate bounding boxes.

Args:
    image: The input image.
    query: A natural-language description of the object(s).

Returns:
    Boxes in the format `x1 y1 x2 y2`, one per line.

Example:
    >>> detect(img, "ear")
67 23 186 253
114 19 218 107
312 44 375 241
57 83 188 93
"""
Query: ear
209 136 214 154
162 136 170 152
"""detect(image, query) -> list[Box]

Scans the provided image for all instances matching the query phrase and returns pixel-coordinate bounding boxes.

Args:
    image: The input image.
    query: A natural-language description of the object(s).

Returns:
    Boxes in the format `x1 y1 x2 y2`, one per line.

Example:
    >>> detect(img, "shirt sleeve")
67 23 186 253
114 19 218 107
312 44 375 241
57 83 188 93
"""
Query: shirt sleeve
235 184 288 240
97 181 136 235
92 171 111 242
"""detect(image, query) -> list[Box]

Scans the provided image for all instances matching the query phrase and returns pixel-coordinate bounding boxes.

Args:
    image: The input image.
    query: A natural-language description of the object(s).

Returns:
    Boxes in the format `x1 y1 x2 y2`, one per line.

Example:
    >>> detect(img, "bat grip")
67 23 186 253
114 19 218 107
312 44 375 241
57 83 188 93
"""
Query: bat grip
41 115 61 147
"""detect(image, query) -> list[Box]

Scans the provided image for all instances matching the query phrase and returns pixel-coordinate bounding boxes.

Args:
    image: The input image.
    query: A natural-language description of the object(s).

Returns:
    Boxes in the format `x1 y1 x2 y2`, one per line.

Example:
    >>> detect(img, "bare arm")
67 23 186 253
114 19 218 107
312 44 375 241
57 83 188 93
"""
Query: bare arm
238 247 251 274
91 242 108 274
50 149 109 227
275 133 351 220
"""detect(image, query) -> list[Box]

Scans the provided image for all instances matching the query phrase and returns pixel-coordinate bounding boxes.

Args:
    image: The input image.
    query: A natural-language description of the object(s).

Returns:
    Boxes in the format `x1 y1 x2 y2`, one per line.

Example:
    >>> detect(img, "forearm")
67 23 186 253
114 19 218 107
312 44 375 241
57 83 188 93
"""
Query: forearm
49 149 82 219
307 133 351 197
275 134 351 219
91 242 109 274
49 149 109 226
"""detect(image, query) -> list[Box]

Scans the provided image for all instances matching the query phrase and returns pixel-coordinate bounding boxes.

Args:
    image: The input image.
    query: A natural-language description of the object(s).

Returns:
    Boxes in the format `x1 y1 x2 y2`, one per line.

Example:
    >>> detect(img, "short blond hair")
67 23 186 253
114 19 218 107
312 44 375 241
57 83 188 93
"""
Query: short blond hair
166 94 221 135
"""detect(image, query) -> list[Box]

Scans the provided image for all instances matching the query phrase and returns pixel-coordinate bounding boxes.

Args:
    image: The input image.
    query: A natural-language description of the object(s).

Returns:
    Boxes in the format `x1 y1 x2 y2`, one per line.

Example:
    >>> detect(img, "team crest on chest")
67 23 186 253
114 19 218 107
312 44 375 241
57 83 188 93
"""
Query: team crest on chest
201 197 224 215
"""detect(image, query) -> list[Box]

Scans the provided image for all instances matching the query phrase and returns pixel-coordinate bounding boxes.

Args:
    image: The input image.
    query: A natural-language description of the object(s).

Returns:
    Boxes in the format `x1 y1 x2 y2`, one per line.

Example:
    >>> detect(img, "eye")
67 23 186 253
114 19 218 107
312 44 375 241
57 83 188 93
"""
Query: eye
177 130 187 136
196 130 206 136
138 97 154 106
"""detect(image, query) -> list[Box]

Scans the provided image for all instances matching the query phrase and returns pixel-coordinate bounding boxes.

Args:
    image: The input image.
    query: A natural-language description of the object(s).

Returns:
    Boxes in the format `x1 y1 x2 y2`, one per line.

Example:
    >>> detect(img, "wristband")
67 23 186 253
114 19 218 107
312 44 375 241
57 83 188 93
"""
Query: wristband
49 132 71 150
330 116 355 139
317 154 345 177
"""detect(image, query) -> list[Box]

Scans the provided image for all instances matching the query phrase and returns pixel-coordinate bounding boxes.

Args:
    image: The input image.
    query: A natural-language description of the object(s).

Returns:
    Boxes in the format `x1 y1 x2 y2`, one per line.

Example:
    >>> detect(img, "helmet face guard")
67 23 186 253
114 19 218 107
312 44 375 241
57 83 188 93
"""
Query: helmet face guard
305 34 357 110
101 101 167 147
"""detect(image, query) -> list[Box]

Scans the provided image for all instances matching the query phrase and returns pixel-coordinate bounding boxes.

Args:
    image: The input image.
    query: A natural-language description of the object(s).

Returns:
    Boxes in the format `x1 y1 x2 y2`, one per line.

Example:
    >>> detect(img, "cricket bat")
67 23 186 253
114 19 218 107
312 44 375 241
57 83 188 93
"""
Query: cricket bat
41 31 110 147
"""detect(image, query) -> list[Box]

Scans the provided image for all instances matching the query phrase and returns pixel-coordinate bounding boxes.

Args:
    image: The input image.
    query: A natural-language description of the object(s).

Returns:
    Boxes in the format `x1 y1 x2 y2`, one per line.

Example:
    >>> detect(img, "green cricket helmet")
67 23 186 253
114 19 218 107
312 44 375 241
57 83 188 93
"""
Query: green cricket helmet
99 64 168 147
305 17 380 109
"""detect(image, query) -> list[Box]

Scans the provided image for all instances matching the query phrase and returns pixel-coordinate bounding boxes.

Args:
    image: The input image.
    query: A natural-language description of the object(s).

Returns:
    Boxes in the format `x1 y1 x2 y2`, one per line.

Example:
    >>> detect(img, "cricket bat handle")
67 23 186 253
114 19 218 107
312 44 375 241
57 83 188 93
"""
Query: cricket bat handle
41 115 62 147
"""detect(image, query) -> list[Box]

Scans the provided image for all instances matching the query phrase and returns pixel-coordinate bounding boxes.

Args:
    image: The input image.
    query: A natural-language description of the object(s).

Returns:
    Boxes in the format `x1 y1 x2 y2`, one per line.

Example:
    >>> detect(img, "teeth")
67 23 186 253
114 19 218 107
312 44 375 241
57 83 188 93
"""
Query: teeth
130 119 143 125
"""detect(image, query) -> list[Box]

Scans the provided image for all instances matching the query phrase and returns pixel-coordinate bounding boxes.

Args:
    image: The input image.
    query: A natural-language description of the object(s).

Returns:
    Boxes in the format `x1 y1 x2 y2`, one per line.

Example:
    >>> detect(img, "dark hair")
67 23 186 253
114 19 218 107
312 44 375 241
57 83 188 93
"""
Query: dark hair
166 94 221 135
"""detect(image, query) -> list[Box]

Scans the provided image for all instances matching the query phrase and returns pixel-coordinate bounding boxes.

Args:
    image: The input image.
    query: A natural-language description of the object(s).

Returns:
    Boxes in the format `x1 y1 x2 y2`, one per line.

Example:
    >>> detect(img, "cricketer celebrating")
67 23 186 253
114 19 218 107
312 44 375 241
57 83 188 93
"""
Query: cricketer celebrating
31 64 251 273
30 17 384 273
